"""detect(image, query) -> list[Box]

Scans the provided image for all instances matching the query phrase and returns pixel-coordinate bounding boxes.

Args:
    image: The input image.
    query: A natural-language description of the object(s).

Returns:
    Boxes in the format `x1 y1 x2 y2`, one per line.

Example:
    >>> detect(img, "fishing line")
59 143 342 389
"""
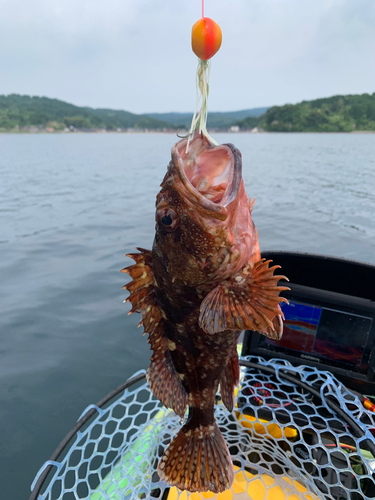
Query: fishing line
186 1 221 151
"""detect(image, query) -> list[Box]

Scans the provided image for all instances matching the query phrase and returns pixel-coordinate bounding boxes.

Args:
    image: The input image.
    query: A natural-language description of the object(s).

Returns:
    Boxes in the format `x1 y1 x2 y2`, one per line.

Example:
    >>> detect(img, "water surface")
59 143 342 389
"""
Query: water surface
0 132 374 499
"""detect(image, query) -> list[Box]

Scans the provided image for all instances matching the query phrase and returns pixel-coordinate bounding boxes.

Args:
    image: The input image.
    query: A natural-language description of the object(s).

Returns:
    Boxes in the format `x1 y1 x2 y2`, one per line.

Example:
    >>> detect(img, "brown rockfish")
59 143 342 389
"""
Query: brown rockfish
122 132 288 493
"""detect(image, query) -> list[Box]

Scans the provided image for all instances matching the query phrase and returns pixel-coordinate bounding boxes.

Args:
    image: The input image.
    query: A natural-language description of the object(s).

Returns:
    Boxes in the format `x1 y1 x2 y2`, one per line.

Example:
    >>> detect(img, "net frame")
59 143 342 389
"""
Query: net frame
29 357 375 500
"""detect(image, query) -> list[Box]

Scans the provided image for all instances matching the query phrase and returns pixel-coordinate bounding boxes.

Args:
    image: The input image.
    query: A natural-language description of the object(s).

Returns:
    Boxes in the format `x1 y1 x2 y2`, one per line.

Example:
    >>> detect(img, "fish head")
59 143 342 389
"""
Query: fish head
153 132 260 285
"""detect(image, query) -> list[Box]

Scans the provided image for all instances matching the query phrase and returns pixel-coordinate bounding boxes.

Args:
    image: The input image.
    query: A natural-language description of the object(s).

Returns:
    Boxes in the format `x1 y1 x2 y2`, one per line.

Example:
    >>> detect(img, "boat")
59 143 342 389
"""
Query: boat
29 252 375 500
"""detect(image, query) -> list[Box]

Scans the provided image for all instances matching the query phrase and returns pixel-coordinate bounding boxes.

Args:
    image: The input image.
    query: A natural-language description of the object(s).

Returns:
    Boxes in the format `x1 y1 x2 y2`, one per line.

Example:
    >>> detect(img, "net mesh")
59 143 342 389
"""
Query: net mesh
32 357 375 500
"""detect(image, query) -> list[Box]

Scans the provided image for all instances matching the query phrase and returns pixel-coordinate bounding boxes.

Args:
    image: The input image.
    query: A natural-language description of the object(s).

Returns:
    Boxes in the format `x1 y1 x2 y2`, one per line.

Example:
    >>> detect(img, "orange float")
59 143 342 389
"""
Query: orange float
191 17 222 61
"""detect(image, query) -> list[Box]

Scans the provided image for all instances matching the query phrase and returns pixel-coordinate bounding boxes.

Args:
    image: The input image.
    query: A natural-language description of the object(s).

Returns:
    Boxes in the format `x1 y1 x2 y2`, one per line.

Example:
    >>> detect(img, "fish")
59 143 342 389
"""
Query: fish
122 132 288 493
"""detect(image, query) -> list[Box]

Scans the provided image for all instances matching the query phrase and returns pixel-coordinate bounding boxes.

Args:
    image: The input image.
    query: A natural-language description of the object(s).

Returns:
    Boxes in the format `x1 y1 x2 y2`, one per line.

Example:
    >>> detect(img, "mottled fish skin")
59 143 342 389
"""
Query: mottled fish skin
122 132 288 493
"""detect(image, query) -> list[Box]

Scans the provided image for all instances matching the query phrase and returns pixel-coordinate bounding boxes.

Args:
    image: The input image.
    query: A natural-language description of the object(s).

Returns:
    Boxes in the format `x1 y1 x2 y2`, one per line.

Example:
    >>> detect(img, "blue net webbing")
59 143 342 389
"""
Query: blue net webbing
31 357 375 500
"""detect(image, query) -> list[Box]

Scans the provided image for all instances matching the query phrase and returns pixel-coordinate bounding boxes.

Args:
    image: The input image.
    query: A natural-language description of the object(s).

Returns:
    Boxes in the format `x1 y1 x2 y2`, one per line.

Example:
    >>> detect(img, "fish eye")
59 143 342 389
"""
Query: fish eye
156 208 179 232
161 214 173 226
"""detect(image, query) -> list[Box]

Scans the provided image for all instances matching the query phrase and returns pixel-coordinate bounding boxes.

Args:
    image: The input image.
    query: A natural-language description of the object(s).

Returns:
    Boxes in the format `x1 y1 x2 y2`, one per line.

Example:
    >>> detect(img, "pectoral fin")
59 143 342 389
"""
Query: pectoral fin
122 248 188 417
199 259 289 340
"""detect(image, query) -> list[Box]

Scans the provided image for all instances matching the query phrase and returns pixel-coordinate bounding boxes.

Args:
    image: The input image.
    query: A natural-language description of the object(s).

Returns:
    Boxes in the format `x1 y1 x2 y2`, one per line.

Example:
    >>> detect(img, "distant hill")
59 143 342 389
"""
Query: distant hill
235 115 261 130
147 108 269 129
258 93 375 132
0 94 172 131
0 94 270 132
3 93 375 133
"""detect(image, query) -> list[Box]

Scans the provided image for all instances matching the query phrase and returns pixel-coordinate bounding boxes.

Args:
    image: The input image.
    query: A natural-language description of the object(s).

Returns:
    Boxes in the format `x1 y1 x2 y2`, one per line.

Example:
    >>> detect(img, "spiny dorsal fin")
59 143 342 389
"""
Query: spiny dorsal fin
219 350 240 412
199 259 289 339
122 248 188 417
122 247 154 315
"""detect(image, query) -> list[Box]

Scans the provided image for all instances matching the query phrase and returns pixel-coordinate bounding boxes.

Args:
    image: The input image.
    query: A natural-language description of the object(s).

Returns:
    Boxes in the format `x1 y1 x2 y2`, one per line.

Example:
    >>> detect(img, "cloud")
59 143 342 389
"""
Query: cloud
0 0 374 112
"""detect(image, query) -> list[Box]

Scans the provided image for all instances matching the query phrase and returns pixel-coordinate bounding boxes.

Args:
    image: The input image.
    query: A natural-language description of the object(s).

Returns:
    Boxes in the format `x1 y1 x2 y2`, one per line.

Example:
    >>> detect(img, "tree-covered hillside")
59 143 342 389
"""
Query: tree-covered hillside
0 94 173 131
258 93 375 132
0 94 269 132
148 108 269 129
3 92 374 133
235 116 260 130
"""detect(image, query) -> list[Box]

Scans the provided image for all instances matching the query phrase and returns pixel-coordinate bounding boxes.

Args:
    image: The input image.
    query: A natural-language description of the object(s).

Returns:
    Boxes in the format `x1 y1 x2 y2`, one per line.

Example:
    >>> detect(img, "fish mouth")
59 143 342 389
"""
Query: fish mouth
171 132 242 220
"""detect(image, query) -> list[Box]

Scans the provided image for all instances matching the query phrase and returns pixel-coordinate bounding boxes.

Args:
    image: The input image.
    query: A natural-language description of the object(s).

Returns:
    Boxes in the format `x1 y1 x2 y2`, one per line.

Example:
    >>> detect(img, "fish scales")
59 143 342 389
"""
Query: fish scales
122 132 289 493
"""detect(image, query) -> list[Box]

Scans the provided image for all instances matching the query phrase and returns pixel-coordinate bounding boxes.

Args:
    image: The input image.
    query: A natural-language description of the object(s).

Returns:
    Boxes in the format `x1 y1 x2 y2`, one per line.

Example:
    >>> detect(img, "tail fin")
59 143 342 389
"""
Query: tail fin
158 421 234 493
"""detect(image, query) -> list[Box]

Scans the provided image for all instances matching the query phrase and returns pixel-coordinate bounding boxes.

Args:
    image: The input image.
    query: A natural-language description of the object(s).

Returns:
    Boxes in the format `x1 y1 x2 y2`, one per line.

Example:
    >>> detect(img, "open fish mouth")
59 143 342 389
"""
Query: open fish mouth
172 132 242 220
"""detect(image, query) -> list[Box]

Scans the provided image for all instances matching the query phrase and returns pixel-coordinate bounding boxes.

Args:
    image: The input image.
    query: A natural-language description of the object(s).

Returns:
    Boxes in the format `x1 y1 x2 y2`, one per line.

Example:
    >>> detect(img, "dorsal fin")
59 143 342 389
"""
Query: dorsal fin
122 247 154 314
122 248 188 417
199 259 289 339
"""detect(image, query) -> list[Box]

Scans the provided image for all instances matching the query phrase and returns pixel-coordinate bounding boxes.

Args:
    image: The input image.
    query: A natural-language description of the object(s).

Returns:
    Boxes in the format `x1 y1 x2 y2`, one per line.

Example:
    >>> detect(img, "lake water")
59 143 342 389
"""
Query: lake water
1 132 374 499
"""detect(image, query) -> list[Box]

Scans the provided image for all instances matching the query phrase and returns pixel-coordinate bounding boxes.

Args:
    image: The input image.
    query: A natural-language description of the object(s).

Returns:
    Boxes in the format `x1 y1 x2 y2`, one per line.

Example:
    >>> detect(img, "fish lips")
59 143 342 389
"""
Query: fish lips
170 134 242 221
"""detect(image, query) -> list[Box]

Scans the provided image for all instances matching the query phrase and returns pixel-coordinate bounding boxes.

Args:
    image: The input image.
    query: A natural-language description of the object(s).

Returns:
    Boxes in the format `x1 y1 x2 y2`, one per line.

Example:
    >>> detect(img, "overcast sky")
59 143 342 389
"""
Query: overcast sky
1 0 374 113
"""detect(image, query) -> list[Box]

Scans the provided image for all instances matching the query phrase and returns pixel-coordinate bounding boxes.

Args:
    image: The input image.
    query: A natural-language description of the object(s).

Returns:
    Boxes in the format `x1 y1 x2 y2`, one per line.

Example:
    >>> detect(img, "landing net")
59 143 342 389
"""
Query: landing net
31 356 375 500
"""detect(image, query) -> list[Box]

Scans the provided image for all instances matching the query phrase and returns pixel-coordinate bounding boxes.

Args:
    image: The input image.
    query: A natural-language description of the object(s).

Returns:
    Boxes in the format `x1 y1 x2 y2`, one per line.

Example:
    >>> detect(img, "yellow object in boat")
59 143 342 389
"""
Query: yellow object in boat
232 377 298 440
235 411 298 440
166 467 318 500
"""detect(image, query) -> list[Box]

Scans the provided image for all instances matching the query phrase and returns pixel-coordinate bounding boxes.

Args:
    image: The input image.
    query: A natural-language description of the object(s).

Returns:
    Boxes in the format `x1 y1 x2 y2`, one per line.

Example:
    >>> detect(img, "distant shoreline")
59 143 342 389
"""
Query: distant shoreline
2 93 375 133
1 129 375 135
